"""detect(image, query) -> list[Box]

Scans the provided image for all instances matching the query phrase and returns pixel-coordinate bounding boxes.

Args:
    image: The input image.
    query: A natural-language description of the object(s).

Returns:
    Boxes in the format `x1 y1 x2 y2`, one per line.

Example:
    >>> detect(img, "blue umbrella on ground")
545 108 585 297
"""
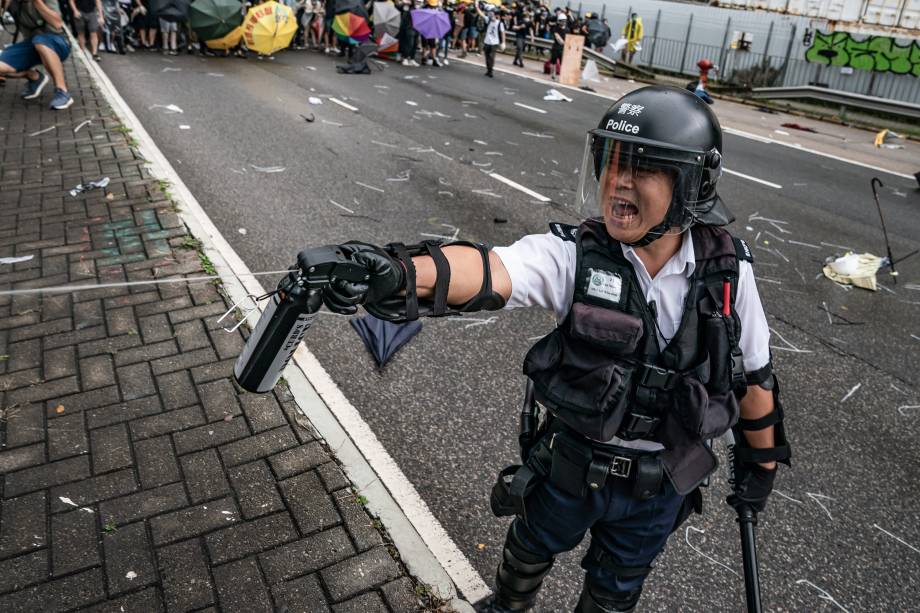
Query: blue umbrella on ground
350 314 422 367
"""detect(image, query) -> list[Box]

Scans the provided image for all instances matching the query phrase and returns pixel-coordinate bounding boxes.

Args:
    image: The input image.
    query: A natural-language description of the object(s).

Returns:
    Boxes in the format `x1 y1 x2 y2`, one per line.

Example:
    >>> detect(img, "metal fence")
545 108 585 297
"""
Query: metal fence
560 0 920 104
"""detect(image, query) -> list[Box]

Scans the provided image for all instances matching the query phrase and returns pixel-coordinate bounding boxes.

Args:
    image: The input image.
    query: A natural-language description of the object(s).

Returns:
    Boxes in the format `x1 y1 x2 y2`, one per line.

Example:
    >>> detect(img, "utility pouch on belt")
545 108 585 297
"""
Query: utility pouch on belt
631 455 664 501
549 431 594 498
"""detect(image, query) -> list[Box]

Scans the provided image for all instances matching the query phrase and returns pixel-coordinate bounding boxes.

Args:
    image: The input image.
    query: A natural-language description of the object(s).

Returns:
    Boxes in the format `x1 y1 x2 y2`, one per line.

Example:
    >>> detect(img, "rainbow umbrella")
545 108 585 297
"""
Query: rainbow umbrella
375 32 399 58
242 1 297 55
205 25 243 49
333 11 371 44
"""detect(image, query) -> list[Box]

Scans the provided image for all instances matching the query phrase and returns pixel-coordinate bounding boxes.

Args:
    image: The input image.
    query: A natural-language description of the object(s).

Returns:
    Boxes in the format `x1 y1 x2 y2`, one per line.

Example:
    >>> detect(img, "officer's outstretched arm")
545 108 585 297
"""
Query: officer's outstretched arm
312 240 511 321
413 245 512 306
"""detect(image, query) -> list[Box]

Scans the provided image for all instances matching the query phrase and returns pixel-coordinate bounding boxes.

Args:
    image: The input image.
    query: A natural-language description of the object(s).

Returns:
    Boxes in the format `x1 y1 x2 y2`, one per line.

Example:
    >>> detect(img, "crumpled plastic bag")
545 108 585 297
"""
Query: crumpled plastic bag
822 252 883 291
543 88 573 102
70 177 110 197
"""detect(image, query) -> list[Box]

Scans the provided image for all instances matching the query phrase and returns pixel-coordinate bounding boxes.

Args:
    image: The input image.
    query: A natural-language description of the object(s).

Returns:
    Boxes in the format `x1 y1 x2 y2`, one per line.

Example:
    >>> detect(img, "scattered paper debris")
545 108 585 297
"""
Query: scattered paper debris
179 125 190 130
149 104 184 113
249 164 286 173
70 177 110 197
162 67 182 72
522 131 554 139
308 97 323 105
840 383 861 402
0 255 34 265
238 228 247 235
125 571 137 580
328 199 355 214
355 181 384 193
543 88 573 102
59 497 95 513
405 100 418 106
29 125 57 137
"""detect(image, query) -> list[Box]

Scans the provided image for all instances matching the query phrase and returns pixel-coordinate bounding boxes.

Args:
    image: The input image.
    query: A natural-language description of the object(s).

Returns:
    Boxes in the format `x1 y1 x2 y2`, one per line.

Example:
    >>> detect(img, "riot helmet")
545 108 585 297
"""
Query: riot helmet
576 85 732 247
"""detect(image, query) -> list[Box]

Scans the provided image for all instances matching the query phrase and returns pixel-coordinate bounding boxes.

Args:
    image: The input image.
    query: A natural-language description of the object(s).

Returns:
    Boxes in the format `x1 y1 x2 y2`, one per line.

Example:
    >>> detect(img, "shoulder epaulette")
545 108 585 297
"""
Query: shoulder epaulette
549 222 578 242
733 237 753 263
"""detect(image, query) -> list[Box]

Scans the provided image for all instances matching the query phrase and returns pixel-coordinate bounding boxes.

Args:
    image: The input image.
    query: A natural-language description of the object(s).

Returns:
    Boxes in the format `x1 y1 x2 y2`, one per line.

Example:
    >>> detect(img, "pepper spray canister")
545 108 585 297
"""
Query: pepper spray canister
233 271 323 393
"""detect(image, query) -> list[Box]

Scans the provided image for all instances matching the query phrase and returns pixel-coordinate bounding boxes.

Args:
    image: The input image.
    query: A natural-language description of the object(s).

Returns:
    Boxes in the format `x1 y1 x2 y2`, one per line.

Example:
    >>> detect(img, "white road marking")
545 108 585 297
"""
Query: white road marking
489 172 551 202
79 46 482 611
724 127 915 180
513 102 547 114
723 168 782 189
328 97 359 112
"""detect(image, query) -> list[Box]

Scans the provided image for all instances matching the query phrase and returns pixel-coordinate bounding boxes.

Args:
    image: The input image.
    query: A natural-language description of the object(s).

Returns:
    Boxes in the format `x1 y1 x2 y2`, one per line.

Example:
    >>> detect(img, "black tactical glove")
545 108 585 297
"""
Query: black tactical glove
312 242 405 315
727 463 776 513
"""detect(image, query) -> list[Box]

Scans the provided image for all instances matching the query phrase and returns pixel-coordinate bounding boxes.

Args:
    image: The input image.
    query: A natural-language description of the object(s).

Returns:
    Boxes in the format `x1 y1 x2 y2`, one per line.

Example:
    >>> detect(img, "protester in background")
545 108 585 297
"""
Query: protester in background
549 10 565 80
322 0 335 53
308 0 323 48
510 2 530 67
477 2 504 78
458 1 476 55
70 0 105 60
621 11 642 63
0 0 74 109
158 9 179 55
132 0 156 49
438 0 454 66
397 0 417 65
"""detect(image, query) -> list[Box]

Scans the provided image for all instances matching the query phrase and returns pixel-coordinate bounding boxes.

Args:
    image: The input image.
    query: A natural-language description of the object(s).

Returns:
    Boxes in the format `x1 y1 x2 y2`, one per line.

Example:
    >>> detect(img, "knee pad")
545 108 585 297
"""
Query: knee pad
575 575 642 613
493 522 554 610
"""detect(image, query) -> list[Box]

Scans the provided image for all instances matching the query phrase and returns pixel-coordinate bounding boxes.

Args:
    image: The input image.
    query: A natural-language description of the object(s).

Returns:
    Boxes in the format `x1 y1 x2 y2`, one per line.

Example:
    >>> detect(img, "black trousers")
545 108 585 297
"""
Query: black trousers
514 35 525 63
484 43 497 74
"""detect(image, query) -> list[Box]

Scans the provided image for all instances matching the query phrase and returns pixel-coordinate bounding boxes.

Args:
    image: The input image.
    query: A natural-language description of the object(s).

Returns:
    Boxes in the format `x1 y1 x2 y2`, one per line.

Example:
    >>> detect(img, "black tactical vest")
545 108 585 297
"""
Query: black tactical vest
523 219 751 493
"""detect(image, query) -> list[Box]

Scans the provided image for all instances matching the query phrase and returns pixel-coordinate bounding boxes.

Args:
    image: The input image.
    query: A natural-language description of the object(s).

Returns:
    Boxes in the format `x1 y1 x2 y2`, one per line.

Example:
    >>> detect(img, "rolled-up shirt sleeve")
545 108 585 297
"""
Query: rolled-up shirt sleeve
735 260 771 373
492 233 576 320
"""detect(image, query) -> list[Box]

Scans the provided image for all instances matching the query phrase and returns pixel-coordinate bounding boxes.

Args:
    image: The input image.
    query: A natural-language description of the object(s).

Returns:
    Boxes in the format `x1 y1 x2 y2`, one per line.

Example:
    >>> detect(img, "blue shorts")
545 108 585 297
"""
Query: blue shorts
0 33 71 73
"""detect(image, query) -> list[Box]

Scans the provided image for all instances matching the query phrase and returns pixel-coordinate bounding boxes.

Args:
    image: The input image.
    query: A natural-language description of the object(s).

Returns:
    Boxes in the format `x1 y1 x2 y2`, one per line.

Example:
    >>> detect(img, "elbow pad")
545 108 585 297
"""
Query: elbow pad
365 240 506 322
732 374 791 466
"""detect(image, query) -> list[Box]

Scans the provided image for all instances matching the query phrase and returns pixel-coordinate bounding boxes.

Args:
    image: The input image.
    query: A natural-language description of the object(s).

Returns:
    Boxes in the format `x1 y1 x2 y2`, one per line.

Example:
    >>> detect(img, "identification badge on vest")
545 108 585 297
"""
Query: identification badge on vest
585 268 623 304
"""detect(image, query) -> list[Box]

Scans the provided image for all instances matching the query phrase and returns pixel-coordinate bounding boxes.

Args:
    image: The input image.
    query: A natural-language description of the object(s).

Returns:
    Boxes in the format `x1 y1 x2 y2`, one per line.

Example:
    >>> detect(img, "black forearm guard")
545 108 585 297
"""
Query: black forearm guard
733 375 791 466
365 240 506 322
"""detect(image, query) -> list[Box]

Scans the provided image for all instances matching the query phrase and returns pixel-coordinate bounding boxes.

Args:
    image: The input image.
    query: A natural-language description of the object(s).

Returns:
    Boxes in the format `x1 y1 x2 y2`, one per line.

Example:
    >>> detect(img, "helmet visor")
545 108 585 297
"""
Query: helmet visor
576 131 707 228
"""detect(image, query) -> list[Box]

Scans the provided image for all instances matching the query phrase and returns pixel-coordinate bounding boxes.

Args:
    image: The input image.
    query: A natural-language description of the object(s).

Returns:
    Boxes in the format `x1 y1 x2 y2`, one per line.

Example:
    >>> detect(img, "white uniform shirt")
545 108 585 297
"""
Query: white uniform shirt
493 230 771 450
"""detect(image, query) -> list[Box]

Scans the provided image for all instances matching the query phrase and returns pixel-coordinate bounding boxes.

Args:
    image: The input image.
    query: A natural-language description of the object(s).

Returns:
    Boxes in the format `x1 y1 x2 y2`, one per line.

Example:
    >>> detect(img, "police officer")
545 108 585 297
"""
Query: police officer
315 85 790 612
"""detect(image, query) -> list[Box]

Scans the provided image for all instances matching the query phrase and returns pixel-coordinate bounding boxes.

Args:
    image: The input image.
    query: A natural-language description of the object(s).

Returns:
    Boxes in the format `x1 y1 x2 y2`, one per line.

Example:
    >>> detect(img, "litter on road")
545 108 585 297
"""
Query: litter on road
70 177 110 197
250 164 285 173
149 104 183 113
308 96 323 105
0 255 34 265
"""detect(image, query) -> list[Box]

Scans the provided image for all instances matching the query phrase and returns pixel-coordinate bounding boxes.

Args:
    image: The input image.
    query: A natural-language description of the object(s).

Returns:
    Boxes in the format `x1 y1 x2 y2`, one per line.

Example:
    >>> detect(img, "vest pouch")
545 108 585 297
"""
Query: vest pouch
548 431 593 497
569 303 644 355
523 329 635 441
672 378 740 439
702 313 732 394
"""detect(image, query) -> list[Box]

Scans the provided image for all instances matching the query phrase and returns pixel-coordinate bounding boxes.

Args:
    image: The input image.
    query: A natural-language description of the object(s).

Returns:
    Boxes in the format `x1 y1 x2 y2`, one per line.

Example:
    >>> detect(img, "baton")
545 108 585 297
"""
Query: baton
870 177 898 284
723 430 764 613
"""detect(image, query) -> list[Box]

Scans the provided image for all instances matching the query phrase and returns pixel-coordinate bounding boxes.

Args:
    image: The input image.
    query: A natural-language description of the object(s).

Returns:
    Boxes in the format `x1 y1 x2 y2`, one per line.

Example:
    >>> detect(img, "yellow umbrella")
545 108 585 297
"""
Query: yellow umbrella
205 25 243 50
242 1 297 55
482 0 502 5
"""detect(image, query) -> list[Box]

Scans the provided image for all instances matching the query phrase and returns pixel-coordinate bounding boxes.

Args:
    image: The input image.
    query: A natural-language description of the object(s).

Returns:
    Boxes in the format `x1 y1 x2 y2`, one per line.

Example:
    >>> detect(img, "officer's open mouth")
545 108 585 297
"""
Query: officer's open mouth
611 199 639 220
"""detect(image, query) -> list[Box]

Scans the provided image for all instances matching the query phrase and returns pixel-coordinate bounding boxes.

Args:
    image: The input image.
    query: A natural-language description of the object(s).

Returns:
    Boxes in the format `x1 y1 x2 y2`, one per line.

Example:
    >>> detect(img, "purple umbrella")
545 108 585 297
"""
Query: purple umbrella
410 8 451 40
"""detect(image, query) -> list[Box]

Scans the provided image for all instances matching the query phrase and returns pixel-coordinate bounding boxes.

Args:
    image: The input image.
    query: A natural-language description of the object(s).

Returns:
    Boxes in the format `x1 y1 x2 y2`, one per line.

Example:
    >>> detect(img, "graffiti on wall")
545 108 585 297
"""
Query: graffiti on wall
805 31 920 77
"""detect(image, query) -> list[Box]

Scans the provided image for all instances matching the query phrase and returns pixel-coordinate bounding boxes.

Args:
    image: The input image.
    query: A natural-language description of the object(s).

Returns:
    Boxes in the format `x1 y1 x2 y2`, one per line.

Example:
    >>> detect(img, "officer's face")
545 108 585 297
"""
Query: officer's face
599 161 675 244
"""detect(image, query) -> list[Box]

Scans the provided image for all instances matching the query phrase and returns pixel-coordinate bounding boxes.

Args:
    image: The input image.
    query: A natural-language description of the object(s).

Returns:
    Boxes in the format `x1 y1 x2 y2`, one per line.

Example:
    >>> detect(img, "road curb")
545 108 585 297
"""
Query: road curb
72 45 483 611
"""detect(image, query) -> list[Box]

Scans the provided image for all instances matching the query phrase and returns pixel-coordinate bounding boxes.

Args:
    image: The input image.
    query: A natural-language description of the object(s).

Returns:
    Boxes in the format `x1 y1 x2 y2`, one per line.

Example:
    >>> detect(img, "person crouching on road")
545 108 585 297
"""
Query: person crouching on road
478 2 504 78
313 85 791 612
0 0 74 109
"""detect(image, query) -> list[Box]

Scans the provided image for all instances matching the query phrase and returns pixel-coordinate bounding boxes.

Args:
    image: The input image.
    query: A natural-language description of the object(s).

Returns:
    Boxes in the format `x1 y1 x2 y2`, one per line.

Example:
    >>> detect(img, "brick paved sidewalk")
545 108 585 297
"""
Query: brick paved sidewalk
0 44 428 612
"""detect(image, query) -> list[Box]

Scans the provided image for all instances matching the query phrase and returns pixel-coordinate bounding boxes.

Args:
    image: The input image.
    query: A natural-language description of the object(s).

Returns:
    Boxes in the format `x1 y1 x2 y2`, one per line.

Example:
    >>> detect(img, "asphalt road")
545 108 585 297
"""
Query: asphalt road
100 48 920 612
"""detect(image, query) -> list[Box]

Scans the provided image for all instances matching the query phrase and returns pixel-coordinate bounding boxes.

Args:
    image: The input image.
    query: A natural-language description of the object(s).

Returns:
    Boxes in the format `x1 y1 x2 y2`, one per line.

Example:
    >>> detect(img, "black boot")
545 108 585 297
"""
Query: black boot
477 522 554 611
574 575 642 613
